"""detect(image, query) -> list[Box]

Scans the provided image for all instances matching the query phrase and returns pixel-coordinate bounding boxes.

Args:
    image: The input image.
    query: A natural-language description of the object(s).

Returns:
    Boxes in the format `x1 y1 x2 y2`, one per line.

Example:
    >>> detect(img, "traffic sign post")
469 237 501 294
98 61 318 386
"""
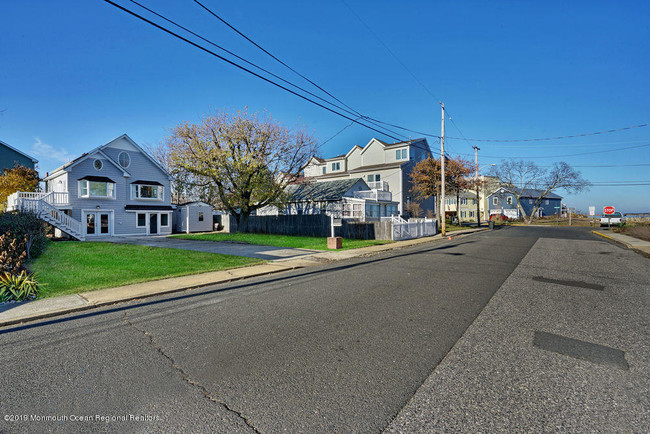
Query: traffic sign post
604 206 615 230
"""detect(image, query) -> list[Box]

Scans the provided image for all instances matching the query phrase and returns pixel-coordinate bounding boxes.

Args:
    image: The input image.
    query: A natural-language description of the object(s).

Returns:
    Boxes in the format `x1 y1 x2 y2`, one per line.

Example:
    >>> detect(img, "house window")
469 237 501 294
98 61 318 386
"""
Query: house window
118 151 130 168
79 180 115 198
131 184 163 200
396 149 407 160
507 196 513 205
331 162 340 171
461 198 467 205
322 166 326 175
469 211 475 217
529 199 533 204
492 197 498 205
545 199 549 205
198 212 204 222
461 211 466 218
93 159 103 171
161 214 169 227
367 174 381 183
137 213 146 227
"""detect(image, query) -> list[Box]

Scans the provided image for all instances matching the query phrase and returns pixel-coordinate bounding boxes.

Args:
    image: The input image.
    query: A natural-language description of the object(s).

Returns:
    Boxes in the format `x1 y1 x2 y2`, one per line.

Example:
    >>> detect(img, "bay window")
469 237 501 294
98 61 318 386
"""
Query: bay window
78 177 115 199
131 182 164 200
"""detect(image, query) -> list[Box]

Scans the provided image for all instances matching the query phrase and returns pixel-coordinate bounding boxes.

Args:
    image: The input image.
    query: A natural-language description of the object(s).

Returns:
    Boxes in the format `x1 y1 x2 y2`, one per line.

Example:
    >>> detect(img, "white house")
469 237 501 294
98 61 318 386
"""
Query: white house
303 138 435 217
7 134 173 240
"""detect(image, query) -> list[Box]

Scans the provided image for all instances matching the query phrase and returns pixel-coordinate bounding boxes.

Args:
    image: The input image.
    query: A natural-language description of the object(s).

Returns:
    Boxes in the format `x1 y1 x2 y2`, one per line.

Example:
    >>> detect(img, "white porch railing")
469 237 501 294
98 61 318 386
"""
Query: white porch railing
6 191 69 209
6 191 84 240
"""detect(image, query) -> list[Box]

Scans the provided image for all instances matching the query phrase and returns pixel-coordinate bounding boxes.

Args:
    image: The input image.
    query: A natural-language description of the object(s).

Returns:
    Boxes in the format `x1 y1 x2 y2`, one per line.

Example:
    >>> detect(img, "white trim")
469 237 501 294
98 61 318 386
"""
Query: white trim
78 179 116 199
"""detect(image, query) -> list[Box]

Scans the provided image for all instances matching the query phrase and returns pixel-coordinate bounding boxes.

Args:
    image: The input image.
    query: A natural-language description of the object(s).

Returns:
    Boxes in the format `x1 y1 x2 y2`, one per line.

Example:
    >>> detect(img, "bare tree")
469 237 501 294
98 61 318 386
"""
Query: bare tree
165 109 318 231
490 160 590 224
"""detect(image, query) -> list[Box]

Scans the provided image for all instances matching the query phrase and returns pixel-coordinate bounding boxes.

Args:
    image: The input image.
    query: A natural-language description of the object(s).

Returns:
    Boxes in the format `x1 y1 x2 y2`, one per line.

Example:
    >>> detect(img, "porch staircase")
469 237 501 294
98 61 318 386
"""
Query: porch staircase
6 192 85 241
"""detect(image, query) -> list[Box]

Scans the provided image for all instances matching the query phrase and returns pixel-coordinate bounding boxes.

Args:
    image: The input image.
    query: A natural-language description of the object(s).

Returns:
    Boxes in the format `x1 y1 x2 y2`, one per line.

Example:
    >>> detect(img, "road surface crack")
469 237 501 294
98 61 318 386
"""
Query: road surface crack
123 313 260 433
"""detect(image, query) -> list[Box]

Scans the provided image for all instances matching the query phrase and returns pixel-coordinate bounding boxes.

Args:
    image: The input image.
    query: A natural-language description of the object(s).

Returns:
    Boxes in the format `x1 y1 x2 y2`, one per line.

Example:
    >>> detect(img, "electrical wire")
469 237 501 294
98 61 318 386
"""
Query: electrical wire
102 0 404 141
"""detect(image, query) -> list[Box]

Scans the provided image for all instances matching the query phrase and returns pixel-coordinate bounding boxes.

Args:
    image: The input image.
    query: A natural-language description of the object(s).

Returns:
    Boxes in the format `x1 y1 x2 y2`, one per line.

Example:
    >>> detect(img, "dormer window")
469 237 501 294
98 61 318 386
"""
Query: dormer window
331 162 340 171
396 149 407 160
322 166 326 175
78 176 115 199
131 180 164 200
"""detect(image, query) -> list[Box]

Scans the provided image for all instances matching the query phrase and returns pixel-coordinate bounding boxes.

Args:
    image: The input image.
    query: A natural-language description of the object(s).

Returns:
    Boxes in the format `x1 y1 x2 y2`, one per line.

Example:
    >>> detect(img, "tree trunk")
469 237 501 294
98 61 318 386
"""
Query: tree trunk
235 212 250 233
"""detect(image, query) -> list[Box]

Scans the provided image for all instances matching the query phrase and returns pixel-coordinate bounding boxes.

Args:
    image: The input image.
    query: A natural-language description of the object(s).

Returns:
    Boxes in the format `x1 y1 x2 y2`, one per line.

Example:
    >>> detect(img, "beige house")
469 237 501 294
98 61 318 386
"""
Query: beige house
443 175 501 222
303 138 435 217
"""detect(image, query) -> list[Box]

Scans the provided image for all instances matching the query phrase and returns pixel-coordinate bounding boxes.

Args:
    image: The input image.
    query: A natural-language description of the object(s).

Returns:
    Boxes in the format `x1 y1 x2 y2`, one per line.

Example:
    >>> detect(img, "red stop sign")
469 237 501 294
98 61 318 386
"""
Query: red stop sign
604 206 615 215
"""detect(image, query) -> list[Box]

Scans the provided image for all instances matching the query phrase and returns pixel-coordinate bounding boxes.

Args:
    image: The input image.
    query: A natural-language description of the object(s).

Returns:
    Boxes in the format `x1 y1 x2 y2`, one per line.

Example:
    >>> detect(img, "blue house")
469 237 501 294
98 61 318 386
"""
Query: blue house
0 140 38 172
7 134 173 240
487 187 562 220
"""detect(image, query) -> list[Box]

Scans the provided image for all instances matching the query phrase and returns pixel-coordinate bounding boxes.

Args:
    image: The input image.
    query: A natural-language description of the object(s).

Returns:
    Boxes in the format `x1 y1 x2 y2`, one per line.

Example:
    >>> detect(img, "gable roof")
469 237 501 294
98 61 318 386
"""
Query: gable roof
0 140 38 163
286 178 367 202
45 134 170 180
492 186 562 199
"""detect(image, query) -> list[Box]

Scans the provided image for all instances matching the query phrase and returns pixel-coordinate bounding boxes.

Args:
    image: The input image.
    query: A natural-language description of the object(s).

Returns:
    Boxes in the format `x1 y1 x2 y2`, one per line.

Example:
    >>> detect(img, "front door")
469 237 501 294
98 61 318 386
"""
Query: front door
149 213 158 235
85 212 111 236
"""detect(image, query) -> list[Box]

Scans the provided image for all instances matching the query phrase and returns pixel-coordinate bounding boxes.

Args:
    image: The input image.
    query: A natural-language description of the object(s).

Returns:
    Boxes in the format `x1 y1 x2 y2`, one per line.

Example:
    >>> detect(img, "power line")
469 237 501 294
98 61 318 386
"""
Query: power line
102 0 404 141
464 142 650 159
192 0 411 140
446 123 650 142
321 119 359 146
125 0 408 141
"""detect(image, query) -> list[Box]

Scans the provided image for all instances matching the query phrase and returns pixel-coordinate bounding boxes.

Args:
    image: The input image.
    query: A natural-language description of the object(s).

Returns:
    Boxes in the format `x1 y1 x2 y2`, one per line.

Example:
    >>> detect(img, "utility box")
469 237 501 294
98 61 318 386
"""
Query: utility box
327 236 342 249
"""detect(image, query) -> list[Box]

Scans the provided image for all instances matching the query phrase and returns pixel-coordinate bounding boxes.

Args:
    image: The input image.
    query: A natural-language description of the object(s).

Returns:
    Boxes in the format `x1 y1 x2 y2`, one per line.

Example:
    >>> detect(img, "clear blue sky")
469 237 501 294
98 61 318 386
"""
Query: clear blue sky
2 0 649 213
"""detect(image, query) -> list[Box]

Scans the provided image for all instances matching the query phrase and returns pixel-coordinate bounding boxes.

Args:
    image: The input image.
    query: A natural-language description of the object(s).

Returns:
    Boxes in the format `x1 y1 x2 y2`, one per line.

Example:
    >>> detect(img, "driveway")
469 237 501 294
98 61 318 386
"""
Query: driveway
104 235 320 260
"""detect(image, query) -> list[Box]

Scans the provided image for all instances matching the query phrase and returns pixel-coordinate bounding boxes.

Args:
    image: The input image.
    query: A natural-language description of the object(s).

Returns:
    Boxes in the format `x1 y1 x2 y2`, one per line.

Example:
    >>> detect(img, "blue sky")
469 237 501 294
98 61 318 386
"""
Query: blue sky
2 0 649 212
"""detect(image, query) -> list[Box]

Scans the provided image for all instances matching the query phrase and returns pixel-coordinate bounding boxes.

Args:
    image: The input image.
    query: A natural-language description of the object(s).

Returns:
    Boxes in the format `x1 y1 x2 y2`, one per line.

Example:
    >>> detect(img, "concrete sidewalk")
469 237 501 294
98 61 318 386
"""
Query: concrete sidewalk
592 229 650 256
0 228 486 328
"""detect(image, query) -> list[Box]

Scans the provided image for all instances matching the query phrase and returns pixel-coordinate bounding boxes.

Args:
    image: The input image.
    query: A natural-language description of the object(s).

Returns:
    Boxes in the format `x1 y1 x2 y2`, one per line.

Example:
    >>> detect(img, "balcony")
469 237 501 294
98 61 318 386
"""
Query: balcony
6 191 69 210
367 180 389 191
353 189 393 202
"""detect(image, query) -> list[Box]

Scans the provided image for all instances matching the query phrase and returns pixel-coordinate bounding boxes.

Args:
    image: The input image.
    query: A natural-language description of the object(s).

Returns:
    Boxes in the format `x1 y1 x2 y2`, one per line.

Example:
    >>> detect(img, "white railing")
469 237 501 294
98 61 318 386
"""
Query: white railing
7 191 83 240
367 181 389 191
353 189 393 202
6 191 69 209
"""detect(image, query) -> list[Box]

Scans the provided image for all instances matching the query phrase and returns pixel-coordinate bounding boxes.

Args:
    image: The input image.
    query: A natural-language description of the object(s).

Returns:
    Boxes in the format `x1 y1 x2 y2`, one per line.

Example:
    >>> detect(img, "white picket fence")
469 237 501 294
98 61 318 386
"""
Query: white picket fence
392 218 437 241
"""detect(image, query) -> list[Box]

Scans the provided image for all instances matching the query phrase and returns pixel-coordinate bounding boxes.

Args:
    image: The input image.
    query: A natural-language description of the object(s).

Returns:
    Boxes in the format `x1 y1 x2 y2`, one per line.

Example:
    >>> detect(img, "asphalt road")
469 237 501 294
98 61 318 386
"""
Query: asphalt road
0 226 638 433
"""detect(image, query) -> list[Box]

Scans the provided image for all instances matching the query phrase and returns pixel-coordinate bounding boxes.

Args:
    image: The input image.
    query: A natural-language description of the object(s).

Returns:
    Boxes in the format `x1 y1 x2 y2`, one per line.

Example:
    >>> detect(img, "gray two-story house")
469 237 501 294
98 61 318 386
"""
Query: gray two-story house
487 187 562 219
7 134 173 240
0 139 38 172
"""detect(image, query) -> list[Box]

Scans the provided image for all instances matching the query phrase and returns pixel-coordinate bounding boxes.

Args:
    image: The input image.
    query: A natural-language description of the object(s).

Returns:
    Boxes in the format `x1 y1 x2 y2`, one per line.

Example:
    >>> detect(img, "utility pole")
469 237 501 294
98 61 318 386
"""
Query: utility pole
473 146 480 227
440 102 446 236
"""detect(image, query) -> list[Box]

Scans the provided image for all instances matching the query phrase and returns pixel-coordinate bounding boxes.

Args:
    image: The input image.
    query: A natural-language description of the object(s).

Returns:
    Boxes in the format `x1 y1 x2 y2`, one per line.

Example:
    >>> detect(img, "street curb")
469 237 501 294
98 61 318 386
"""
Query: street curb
0 228 487 328
0 265 303 329
591 230 650 259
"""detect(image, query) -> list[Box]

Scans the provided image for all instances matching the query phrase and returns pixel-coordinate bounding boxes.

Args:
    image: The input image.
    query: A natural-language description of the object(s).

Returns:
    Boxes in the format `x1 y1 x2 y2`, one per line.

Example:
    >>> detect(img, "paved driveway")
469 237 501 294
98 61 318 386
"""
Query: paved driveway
104 235 320 260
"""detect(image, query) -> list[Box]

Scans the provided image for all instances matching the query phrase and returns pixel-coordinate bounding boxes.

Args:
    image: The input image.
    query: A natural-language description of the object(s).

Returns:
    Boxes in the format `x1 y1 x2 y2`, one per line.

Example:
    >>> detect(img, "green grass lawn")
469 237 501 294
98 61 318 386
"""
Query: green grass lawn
170 232 392 250
29 241 263 298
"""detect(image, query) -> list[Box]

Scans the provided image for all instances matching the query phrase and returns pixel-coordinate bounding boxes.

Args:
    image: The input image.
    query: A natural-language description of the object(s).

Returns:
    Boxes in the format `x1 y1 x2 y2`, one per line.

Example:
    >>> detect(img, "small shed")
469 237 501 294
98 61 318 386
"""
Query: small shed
173 201 214 233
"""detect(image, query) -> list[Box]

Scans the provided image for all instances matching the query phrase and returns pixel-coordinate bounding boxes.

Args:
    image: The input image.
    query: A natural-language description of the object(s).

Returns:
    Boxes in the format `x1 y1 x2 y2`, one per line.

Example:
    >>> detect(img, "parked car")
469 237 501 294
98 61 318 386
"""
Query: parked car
600 212 624 227
489 213 508 223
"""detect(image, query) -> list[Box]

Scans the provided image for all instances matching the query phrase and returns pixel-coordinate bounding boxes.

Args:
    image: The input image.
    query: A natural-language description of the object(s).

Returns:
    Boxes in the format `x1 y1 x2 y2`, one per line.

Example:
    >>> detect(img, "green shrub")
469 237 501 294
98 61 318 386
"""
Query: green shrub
0 211 48 259
0 270 39 302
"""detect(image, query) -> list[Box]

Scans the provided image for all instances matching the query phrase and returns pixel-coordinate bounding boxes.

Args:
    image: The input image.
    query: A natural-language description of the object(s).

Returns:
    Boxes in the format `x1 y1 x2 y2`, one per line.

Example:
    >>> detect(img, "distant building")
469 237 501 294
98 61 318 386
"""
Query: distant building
487 187 563 219
0 140 38 172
